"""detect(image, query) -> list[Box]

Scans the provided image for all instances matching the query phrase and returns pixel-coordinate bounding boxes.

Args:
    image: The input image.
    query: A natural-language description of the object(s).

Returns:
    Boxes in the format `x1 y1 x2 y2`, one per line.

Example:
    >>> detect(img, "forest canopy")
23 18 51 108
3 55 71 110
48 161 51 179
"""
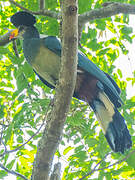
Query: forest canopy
0 0 135 180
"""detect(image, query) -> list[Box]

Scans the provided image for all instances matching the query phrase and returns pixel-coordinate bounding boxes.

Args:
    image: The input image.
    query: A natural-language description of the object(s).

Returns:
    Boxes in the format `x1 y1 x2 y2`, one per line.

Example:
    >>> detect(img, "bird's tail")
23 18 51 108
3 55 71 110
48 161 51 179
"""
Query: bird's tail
91 91 132 153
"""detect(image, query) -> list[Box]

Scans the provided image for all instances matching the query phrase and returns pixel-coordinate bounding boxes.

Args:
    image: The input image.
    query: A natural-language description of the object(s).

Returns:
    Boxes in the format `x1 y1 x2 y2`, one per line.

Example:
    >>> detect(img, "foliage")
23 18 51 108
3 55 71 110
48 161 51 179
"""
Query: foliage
0 0 135 179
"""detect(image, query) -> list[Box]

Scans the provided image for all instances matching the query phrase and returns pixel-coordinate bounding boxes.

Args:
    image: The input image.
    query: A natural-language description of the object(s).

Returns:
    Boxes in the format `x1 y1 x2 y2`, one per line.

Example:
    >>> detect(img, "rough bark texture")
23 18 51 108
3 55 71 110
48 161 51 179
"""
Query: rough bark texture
50 162 61 180
31 0 78 180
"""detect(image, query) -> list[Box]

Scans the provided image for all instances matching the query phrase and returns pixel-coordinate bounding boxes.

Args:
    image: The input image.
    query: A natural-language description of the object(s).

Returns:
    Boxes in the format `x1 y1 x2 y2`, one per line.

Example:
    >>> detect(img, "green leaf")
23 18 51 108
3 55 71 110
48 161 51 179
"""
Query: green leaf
6 159 15 170
61 140 65 146
0 170 7 179
126 152 135 169
26 130 35 136
63 146 74 155
78 0 92 13
120 26 133 34
88 28 97 40
3 154 9 166
0 105 4 119
16 73 27 91
95 19 106 31
117 69 123 78
55 150 61 158
85 138 98 147
17 135 23 143
5 124 13 143
96 48 110 56
121 34 132 43
74 137 81 145
74 145 84 153
123 14 129 24
74 151 87 161
23 62 35 79
0 47 9 54
17 94 25 103
87 39 102 51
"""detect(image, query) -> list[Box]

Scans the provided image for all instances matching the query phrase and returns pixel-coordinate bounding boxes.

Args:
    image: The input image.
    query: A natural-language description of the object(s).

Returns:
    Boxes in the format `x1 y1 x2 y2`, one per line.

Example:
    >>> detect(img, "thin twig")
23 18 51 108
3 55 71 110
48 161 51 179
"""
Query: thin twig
79 152 111 180
0 30 14 46
79 150 135 180
0 119 7 152
13 40 19 57
0 123 8 128
0 119 4 144
0 163 28 180
0 39 50 156
79 3 135 26
9 0 61 19
78 2 135 40
0 103 51 157
9 1 135 44
39 0 45 10
96 150 135 171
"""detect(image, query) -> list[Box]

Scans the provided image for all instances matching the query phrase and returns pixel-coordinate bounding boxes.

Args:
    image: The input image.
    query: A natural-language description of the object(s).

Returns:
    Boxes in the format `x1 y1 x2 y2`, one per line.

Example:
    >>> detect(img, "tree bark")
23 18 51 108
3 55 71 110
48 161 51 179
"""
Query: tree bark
31 0 78 180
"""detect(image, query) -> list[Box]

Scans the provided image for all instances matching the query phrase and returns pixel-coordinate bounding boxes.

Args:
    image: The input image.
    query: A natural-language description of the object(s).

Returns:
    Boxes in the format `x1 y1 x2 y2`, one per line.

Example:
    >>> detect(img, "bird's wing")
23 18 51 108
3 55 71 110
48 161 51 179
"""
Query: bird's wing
34 70 55 89
104 73 121 94
42 36 122 104
28 36 61 87
78 51 123 104
43 36 61 56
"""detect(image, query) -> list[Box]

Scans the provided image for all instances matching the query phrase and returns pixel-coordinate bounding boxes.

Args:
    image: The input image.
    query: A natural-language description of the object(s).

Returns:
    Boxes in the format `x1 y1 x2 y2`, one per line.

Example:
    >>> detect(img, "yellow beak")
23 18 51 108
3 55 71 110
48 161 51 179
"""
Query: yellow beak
9 29 19 40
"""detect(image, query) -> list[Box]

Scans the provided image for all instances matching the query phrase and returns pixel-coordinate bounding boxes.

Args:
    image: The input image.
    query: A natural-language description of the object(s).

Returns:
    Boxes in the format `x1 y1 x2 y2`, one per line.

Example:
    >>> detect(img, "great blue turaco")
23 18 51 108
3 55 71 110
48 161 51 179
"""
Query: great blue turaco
10 11 132 153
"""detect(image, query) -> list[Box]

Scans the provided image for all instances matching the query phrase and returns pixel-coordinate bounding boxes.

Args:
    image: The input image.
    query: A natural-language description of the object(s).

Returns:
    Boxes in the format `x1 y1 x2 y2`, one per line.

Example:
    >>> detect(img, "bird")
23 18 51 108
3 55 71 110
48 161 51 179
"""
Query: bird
10 11 132 153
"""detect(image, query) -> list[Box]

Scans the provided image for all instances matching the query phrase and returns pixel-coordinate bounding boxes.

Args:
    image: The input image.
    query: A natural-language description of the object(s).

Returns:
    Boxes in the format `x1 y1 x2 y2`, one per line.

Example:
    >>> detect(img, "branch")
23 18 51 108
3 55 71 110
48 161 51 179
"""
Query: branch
9 0 61 19
39 0 45 10
50 162 61 180
0 103 51 157
9 1 135 42
79 152 111 180
12 40 19 57
0 124 7 153
77 2 135 40
79 2 135 27
0 163 28 180
96 150 135 171
0 30 14 46
31 0 78 179
79 150 135 179
9 0 135 22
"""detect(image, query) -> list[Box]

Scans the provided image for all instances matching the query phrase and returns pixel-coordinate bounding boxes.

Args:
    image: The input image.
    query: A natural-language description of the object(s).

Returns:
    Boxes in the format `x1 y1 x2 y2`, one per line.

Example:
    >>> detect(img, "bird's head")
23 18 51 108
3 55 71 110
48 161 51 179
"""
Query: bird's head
10 11 39 40
11 11 36 27
9 25 27 40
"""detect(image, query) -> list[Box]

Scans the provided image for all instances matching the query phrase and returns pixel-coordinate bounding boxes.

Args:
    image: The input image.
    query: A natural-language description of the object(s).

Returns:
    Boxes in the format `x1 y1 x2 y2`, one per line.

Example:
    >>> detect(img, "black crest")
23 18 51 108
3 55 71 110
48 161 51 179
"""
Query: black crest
11 11 36 27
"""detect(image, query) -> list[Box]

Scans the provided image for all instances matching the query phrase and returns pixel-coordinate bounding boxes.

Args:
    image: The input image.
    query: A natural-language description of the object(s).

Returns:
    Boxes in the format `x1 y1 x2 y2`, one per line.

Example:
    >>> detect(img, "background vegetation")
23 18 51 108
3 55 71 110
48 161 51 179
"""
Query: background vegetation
0 0 135 179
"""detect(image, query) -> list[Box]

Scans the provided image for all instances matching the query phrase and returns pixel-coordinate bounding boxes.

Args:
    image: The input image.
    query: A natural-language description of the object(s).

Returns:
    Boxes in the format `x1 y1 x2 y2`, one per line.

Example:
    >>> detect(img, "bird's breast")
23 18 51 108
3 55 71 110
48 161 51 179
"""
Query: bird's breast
31 45 61 86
